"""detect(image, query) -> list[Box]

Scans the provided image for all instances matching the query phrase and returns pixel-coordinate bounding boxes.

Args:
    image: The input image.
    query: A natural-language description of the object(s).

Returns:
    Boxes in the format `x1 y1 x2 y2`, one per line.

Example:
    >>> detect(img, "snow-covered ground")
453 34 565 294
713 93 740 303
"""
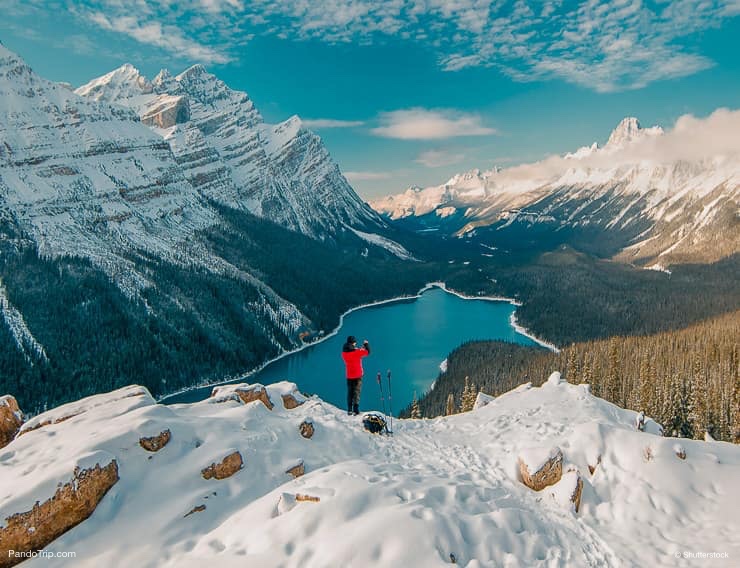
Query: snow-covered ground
2 378 738 567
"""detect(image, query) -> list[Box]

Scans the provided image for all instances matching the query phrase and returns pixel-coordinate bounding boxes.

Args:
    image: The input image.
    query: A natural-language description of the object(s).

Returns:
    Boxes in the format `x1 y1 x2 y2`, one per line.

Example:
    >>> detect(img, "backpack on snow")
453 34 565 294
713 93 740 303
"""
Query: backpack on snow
362 413 387 434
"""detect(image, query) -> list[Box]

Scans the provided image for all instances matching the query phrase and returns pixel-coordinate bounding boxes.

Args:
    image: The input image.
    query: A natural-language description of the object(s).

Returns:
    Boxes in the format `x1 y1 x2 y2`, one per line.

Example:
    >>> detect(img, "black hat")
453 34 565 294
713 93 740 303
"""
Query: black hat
347 335 357 344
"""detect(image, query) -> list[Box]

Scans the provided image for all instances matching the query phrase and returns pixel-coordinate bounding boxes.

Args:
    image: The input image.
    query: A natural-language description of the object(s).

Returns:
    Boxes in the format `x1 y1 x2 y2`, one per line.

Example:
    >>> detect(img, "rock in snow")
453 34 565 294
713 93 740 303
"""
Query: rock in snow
1 380 739 567
0 395 23 449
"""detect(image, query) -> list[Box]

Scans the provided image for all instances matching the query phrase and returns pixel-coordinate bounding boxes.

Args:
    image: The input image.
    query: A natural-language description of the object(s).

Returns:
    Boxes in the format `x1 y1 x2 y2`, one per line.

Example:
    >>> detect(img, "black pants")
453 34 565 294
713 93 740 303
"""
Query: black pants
347 378 362 414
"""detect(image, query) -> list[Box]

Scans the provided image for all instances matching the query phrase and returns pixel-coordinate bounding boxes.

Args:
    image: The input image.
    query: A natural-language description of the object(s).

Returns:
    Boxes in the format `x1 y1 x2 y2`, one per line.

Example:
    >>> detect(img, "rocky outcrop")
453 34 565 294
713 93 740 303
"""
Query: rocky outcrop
295 494 320 503
16 412 81 437
0 395 23 449
212 384 274 410
299 420 314 439
519 447 563 491
235 385 274 410
183 504 206 518
139 429 171 452
140 95 190 128
285 460 305 479
0 460 119 567
570 474 584 513
281 393 304 410
674 444 687 460
588 455 602 475
201 451 243 480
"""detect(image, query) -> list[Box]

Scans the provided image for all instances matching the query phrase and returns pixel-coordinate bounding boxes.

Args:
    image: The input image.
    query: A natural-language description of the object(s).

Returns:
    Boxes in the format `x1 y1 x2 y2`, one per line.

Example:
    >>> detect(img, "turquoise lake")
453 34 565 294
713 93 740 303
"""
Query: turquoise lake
163 286 540 414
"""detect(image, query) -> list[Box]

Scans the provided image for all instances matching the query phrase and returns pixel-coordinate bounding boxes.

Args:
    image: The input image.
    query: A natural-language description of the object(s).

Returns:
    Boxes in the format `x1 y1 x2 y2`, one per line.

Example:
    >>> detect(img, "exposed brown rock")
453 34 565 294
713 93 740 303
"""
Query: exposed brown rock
184 504 206 518
236 386 273 410
139 429 171 452
295 494 320 503
141 96 190 129
0 460 119 568
299 420 314 439
201 451 243 480
0 395 23 449
571 475 584 513
675 446 687 460
519 448 563 491
282 393 304 410
588 455 602 475
212 385 273 410
286 461 305 479
17 412 83 437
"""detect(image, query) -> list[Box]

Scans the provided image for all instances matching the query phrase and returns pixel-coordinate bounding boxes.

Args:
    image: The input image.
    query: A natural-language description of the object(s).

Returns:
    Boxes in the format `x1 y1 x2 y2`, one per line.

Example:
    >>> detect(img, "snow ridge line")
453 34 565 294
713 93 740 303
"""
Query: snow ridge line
0 279 48 364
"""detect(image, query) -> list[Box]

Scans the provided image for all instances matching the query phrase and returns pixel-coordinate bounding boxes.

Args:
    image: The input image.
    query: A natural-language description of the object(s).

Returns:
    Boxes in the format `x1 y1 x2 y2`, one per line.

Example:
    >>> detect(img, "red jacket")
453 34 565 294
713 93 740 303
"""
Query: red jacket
342 347 369 379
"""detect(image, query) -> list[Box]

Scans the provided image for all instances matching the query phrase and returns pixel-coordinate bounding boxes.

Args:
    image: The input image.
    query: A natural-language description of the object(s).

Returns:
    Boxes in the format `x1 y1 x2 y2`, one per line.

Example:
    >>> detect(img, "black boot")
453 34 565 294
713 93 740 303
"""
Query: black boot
353 404 359 415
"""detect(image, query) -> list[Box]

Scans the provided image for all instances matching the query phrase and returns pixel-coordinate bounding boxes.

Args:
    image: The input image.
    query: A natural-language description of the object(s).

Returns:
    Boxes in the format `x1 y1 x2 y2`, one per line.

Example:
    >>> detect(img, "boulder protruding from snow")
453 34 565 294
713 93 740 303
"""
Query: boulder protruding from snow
18 386 155 437
0 395 23 449
519 446 563 491
550 470 584 513
282 393 306 410
0 459 119 566
285 460 305 479
299 419 314 439
201 451 243 480
139 429 171 452
588 455 602 475
674 444 687 460
211 384 274 410
184 504 206 518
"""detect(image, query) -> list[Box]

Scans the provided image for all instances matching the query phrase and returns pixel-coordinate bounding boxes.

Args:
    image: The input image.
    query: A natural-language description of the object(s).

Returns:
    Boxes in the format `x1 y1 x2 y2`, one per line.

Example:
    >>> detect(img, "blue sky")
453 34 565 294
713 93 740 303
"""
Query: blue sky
2 0 739 199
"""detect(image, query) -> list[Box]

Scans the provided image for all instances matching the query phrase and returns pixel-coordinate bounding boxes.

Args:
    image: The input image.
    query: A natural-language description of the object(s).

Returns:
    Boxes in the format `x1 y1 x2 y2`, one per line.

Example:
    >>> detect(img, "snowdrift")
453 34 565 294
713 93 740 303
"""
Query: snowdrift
1 377 738 567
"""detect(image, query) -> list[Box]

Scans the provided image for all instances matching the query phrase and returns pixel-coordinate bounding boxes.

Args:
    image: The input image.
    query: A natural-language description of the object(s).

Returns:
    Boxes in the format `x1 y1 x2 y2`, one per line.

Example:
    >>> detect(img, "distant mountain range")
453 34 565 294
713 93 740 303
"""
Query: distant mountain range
372 116 739 266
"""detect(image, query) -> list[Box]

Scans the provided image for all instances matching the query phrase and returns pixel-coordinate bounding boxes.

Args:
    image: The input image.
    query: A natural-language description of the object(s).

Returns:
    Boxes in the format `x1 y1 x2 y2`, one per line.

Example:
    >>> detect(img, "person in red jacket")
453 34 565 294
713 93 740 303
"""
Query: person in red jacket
342 335 370 415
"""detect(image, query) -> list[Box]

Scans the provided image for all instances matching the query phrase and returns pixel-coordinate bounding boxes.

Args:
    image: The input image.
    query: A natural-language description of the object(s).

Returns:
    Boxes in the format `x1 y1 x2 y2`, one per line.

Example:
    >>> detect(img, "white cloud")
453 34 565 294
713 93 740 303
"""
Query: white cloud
87 12 232 64
14 0 737 90
237 0 738 91
491 108 740 186
372 108 496 140
415 149 466 167
343 171 393 181
302 118 364 128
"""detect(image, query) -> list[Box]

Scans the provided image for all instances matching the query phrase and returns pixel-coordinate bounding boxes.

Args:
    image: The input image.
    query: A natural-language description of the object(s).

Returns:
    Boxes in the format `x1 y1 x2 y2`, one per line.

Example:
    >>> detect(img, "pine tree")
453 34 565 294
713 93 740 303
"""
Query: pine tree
460 376 477 412
445 393 456 416
410 391 422 419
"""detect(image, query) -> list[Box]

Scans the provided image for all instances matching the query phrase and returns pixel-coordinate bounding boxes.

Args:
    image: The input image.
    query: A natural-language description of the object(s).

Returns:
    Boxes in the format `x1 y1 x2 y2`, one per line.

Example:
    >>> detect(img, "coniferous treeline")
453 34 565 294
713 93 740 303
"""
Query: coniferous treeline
406 311 740 443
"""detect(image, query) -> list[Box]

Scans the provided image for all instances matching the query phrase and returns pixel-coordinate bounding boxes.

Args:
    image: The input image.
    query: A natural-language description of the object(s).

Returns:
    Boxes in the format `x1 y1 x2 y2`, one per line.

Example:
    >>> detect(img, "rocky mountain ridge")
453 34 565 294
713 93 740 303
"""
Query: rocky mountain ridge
372 116 739 265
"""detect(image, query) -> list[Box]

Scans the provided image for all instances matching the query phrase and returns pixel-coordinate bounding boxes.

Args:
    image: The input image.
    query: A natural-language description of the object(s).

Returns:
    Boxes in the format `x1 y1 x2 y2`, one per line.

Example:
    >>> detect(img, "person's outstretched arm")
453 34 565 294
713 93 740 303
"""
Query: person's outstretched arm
362 340 370 355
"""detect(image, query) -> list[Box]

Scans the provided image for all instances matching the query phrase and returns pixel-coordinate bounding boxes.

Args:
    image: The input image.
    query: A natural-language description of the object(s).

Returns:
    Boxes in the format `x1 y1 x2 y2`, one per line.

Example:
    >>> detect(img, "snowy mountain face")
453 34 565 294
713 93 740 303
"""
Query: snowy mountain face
0 46 217 281
76 63 381 238
0 45 408 406
1 377 738 567
372 117 739 265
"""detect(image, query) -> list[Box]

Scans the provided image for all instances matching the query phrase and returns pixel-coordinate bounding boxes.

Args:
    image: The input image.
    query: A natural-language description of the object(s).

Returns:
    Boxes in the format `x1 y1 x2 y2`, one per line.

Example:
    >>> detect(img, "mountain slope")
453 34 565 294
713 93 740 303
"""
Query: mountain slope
372 115 740 265
0 45 426 411
76 63 383 238
1 378 738 567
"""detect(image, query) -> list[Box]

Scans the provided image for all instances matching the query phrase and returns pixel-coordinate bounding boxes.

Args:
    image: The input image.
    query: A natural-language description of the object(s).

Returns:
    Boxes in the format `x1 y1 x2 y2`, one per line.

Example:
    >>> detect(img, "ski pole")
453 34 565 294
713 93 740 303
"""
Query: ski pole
387 369 393 435
376 371 387 417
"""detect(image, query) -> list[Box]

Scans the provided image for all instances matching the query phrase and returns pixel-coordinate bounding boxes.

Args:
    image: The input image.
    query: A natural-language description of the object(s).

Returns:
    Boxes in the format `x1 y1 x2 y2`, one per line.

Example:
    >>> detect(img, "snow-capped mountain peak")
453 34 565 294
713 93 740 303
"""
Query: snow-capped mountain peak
606 116 664 148
372 112 739 265
75 63 153 102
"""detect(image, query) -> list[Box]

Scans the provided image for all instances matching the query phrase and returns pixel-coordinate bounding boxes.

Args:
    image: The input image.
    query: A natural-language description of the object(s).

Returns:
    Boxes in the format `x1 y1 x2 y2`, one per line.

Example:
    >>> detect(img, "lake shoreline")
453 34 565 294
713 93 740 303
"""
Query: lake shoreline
159 282 558 403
